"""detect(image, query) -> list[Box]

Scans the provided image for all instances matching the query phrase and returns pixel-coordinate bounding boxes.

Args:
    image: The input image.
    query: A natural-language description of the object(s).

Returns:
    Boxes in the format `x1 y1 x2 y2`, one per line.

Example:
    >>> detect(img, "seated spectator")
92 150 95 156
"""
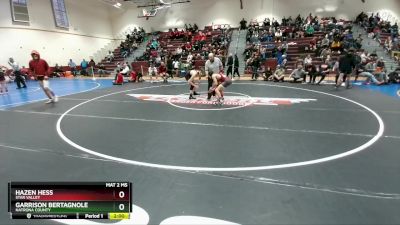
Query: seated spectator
313 63 330 85
384 36 393 53
331 40 342 53
275 29 283 42
273 65 285 82
390 22 398 38
320 48 331 61
263 66 273 81
113 72 124 85
308 37 317 52
52 64 64 77
150 39 159 49
120 62 130 76
183 42 192 52
306 25 315 37
388 67 400 83
187 52 194 65
148 64 159 83
97 63 107 76
68 59 77 76
175 47 183 58
374 57 388 83
106 51 114 63
128 70 139 82
304 54 313 68
356 61 384 85
289 64 307 83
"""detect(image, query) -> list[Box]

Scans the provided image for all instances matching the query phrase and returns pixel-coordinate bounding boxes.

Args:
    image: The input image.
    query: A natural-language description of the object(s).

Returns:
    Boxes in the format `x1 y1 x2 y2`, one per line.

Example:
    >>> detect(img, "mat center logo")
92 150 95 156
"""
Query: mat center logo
128 94 316 110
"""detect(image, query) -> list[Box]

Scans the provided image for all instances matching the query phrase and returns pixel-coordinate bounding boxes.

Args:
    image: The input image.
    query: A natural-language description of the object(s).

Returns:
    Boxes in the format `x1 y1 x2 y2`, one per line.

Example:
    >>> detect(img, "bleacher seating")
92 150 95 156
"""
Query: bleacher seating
132 27 230 75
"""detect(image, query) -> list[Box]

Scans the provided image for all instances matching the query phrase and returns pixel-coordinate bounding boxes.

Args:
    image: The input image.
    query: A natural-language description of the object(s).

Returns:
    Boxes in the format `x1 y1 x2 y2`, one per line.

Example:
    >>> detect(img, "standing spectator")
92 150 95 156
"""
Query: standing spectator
304 54 313 68
8 57 27 89
173 59 180 78
336 49 356 89
233 54 240 78
158 62 169 83
0 66 8 94
68 59 77 76
240 18 247 30
88 59 96 76
29 50 58 104
80 59 88 76
226 53 233 77
251 54 261 80
187 52 194 65
166 57 174 78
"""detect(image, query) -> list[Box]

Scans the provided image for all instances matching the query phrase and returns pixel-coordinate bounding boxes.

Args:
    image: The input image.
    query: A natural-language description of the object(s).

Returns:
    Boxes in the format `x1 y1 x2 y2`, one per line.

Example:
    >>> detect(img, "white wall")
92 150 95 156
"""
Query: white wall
1 0 399 66
111 0 400 34
0 0 116 67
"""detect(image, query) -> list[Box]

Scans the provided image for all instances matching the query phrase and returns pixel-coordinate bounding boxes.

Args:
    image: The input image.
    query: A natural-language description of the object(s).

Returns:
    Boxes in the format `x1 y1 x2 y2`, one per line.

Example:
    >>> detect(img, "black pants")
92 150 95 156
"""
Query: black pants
335 73 347 83
233 67 240 77
207 77 215 100
14 71 27 88
312 74 326 84
252 66 259 79
226 66 233 76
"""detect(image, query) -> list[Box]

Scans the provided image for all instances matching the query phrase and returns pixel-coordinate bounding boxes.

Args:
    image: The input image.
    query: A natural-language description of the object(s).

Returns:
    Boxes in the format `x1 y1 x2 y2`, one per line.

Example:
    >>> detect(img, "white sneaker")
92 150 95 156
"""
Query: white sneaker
53 96 59 103
45 99 53 104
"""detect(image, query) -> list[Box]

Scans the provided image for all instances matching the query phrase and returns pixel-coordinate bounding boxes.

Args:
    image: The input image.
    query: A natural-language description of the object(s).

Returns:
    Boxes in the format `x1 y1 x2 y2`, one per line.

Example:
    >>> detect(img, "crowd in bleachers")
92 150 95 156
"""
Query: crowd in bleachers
2 13 399 89
127 24 232 82
239 12 400 85
242 13 356 81
356 12 399 64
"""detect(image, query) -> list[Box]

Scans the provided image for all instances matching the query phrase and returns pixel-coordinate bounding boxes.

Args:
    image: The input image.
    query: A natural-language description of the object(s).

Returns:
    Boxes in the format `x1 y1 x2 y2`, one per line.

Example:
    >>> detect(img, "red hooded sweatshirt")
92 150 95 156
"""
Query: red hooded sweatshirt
29 50 49 77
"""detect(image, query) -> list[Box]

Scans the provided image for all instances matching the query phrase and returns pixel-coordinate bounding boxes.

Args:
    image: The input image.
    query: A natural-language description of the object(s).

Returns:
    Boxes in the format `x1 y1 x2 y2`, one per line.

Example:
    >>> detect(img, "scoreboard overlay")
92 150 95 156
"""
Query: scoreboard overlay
8 182 132 220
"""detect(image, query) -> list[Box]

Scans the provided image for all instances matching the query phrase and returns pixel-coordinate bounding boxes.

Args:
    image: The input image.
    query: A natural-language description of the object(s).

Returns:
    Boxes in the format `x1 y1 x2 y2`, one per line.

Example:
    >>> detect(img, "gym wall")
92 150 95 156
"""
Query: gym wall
111 0 400 34
0 0 115 66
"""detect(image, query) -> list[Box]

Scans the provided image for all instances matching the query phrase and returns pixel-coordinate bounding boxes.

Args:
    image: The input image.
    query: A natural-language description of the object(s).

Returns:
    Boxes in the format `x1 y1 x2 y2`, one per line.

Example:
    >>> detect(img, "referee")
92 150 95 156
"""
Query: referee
205 53 223 100
8 57 27 89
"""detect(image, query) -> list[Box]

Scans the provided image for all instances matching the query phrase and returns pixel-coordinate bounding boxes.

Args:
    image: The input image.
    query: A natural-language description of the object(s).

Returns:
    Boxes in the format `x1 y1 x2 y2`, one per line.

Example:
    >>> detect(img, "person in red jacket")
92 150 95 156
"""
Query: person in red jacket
129 70 137 82
29 50 58 104
113 72 124 85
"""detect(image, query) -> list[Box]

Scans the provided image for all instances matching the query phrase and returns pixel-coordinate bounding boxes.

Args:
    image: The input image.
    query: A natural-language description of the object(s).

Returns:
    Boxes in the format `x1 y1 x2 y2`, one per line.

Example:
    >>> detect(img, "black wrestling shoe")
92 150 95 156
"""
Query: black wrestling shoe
189 96 196 100
193 92 200 95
